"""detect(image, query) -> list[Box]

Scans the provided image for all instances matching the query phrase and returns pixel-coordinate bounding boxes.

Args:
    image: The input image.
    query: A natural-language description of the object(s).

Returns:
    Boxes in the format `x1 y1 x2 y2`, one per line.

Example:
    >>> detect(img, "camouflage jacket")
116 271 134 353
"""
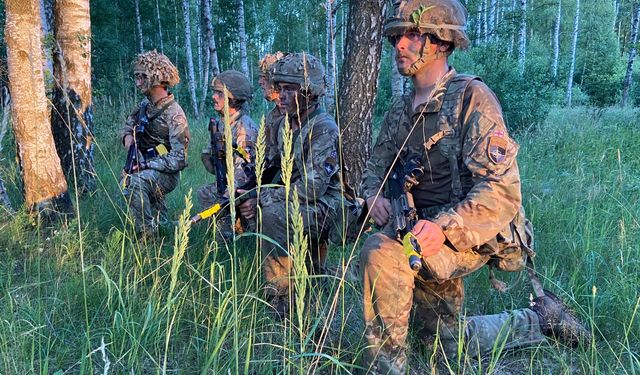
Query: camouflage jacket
362 69 522 251
120 94 190 174
264 105 284 170
201 110 258 189
260 106 342 207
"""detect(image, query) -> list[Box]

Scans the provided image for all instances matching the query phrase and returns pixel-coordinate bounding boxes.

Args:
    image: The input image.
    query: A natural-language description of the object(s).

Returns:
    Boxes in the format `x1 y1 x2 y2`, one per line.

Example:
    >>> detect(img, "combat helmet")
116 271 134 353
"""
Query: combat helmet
211 70 254 102
385 0 469 75
258 51 286 80
133 50 180 90
271 52 326 97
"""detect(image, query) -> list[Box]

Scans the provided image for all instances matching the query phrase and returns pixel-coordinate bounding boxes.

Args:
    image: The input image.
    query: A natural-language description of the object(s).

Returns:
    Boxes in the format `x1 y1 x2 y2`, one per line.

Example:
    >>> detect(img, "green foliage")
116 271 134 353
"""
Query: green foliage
1 105 640 373
452 38 564 129
574 1 625 106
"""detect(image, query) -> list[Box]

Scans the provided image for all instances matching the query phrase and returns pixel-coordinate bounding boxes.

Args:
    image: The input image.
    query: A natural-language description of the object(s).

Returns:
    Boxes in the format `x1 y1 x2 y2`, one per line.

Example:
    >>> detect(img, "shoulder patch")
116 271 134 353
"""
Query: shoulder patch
488 133 508 163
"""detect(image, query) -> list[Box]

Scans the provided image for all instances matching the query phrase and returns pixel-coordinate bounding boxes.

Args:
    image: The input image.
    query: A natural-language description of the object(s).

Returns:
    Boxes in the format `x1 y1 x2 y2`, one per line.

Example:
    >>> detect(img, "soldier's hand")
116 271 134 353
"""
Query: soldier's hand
366 196 391 227
411 220 445 257
124 135 134 149
237 190 256 219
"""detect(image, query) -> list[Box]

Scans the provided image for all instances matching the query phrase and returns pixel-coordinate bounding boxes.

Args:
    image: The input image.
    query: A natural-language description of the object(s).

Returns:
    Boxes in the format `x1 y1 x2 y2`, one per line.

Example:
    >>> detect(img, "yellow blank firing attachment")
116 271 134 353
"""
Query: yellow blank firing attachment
190 203 222 224
402 232 422 271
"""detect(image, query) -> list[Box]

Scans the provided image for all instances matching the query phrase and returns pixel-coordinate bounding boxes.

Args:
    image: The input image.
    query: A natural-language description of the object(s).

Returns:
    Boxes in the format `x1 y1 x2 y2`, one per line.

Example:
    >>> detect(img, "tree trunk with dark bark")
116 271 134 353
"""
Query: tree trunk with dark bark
337 0 386 190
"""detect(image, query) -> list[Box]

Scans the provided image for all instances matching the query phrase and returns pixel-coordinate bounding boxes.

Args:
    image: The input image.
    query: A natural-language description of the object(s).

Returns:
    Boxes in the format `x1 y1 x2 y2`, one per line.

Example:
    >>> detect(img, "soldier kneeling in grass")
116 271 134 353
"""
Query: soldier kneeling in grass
358 0 591 373
238 53 344 318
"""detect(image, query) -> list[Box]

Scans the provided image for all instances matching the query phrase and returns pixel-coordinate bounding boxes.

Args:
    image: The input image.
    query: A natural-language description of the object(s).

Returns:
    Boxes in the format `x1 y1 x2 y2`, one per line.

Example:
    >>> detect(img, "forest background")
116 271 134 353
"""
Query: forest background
0 0 639 374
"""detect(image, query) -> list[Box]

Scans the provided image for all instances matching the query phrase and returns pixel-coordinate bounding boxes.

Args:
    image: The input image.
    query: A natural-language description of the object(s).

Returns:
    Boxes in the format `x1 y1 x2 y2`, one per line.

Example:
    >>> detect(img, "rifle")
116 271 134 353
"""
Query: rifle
191 162 257 224
123 102 149 175
385 157 425 271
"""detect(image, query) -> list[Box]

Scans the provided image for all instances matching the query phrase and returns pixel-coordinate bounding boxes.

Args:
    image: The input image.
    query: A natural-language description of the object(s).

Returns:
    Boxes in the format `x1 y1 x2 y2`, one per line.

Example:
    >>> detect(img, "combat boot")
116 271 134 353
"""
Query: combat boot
531 290 592 347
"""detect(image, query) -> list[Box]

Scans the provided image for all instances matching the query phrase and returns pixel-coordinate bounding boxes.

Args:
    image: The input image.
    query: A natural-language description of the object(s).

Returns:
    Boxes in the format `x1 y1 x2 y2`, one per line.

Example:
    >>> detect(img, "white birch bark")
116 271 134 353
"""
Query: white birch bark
552 0 561 79
52 0 96 194
483 0 488 43
238 0 249 76
476 1 482 45
621 2 640 107
518 0 527 75
199 0 211 114
194 0 202 84
565 0 580 106
156 0 164 53
5 0 71 212
489 0 498 41
135 0 144 52
325 0 337 113
182 0 199 117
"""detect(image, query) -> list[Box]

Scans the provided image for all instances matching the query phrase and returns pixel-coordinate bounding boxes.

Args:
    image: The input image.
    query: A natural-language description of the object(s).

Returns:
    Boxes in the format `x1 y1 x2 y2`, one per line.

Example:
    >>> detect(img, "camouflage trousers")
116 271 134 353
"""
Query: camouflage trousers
260 200 332 297
197 182 254 238
122 169 178 235
360 231 546 375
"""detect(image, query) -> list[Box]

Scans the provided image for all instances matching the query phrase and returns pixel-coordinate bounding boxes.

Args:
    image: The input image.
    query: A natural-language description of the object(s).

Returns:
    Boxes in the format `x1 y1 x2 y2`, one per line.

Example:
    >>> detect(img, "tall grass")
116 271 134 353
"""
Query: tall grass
0 104 638 374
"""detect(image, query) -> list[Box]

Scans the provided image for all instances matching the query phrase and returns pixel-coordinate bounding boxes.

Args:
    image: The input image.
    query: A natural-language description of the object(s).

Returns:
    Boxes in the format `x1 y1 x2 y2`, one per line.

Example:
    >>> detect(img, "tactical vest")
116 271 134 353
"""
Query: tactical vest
412 74 535 276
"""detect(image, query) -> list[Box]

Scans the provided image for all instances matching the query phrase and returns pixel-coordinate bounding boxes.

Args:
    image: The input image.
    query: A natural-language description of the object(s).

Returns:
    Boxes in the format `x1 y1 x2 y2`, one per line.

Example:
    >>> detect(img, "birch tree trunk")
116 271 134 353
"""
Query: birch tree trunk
182 0 200 118
565 0 580 106
325 0 337 113
156 0 164 53
518 0 527 75
51 0 96 195
199 0 211 114
194 0 202 84
483 0 488 43
5 0 72 217
552 0 561 79
337 0 386 189
489 0 498 41
135 0 144 52
621 2 640 107
237 0 249 76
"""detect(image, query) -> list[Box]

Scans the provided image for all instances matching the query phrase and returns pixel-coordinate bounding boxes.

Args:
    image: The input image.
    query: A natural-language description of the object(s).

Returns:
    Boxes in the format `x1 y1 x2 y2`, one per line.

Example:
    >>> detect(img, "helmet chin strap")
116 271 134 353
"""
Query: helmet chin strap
401 36 447 76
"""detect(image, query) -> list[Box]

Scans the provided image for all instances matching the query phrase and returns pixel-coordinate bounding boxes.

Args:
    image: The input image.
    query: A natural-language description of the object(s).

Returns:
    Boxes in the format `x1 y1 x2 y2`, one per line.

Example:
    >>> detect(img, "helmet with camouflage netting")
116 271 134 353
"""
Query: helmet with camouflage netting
384 0 470 51
133 50 180 88
271 52 326 97
211 70 254 102
258 51 286 80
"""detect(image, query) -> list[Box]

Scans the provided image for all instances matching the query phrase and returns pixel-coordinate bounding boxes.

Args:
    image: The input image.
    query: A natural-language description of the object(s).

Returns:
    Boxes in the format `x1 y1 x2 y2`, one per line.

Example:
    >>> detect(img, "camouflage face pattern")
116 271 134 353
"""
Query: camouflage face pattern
211 70 254 102
133 50 180 92
272 52 326 98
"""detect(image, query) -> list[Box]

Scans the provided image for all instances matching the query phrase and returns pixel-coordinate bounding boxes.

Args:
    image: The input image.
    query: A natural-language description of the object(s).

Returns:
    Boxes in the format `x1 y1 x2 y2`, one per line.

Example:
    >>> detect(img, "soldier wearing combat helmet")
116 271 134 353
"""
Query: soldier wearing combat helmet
197 70 258 237
359 0 590 372
238 52 343 317
120 50 190 239
257 52 287 183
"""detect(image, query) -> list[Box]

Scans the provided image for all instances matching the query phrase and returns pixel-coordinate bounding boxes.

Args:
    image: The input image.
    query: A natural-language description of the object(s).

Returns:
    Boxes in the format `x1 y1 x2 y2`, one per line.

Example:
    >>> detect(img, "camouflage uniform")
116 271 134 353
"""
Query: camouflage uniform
197 110 258 209
120 94 190 235
197 70 258 235
258 52 286 176
359 1 554 369
259 53 341 299
260 107 342 297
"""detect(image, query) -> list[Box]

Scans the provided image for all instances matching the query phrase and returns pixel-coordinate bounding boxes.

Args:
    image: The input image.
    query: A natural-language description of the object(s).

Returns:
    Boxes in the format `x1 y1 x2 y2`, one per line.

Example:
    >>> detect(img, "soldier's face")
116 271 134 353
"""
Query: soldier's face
212 89 227 113
276 82 304 115
135 72 151 93
259 75 279 102
392 30 429 74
